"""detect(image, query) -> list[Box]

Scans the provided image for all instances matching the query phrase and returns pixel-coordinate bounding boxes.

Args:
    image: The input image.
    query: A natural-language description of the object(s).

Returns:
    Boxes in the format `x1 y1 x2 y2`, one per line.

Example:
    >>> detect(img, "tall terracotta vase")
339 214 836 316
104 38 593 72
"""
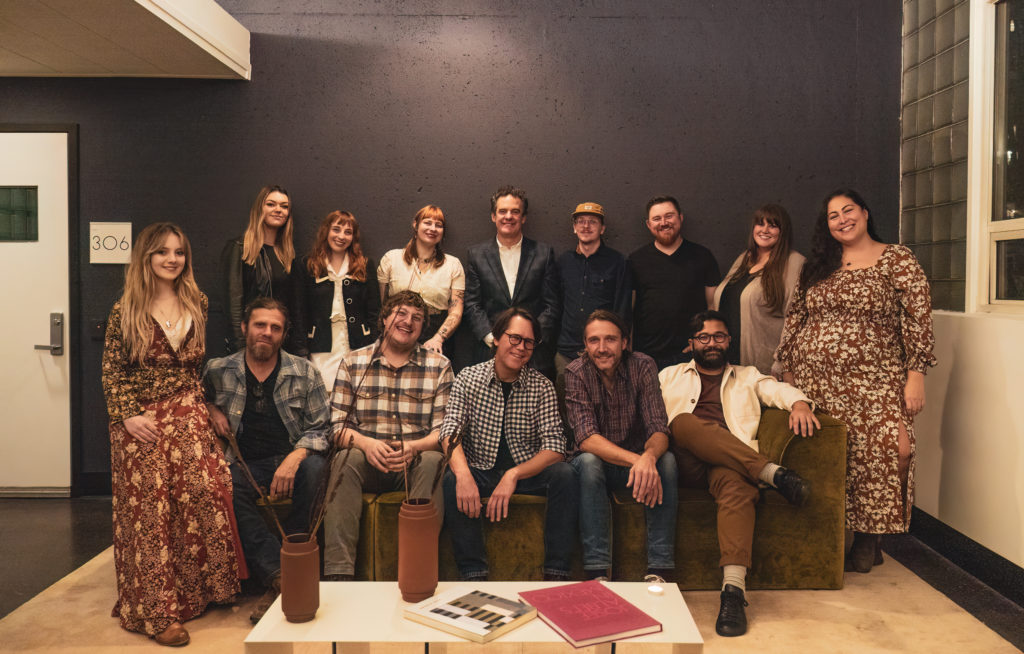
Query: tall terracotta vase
280 533 319 623
398 498 440 602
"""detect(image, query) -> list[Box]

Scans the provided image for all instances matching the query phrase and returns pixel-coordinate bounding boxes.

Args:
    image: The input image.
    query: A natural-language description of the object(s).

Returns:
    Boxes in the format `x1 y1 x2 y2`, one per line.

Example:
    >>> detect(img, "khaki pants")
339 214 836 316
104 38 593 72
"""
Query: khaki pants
323 448 443 576
670 413 771 568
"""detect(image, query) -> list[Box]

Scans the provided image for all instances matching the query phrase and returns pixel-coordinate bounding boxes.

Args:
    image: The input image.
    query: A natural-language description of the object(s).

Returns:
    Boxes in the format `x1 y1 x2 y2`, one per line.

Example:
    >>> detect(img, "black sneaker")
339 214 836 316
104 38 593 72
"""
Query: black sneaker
715 584 748 637
773 468 810 506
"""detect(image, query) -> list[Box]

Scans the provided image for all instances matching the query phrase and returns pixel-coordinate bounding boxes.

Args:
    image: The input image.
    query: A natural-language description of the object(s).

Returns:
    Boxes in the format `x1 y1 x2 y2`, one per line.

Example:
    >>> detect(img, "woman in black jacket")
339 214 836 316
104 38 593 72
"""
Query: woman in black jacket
297 210 380 384
221 185 305 354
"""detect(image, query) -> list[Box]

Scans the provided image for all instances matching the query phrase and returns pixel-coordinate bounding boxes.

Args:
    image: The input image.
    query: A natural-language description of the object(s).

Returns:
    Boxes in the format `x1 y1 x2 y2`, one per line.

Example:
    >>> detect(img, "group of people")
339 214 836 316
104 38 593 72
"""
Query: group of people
101 184 935 646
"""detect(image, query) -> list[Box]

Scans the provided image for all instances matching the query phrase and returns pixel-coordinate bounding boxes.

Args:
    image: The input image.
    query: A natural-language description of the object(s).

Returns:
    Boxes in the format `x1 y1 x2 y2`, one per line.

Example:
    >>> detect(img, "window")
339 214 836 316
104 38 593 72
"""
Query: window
0 187 38 241
990 0 1024 303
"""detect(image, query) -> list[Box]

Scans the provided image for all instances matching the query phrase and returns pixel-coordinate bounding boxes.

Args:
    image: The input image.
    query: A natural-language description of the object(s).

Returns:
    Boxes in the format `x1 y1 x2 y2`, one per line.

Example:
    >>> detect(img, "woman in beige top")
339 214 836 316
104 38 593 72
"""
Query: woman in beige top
378 205 465 357
712 204 804 376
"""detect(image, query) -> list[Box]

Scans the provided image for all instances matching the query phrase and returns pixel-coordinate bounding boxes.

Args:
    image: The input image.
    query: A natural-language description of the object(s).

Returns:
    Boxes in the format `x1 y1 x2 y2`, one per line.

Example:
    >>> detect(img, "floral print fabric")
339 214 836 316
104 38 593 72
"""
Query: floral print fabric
777 245 936 533
103 299 243 635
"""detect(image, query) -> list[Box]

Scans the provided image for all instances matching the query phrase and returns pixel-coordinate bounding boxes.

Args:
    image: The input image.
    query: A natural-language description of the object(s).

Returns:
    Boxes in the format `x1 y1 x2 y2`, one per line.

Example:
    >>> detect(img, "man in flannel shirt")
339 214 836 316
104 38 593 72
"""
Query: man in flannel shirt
203 297 330 622
565 309 678 585
440 307 579 581
323 290 454 580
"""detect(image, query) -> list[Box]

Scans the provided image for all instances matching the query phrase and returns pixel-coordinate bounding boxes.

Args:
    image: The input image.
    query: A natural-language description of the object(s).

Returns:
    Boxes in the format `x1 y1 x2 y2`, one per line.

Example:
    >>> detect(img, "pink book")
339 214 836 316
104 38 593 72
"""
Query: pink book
518 581 662 648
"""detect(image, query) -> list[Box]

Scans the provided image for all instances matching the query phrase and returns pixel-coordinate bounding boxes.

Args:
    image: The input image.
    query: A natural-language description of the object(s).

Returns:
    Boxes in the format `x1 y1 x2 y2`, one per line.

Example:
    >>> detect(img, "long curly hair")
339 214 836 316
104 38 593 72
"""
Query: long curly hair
118 222 205 364
798 189 882 291
727 204 794 316
306 210 368 282
401 205 448 268
241 185 295 273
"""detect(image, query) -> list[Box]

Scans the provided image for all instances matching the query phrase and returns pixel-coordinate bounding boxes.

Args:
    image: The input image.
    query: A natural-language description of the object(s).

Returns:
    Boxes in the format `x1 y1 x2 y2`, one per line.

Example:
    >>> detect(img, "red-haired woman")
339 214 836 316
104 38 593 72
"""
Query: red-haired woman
297 210 380 384
378 204 465 357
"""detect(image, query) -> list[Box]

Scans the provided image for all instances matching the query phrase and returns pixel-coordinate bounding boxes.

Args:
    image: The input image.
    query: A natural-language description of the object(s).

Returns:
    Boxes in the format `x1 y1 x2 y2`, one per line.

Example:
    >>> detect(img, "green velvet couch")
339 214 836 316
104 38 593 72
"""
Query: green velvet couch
352 408 847 590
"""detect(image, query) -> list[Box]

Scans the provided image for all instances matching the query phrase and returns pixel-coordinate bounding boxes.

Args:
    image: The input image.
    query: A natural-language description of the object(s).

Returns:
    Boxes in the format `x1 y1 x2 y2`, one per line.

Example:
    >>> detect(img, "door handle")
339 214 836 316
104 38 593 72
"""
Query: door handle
34 312 64 356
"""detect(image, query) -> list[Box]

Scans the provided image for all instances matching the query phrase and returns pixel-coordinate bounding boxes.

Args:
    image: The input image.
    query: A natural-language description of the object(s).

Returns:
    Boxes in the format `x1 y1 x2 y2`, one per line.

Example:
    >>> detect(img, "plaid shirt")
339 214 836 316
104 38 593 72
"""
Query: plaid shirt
202 350 330 455
440 359 564 469
331 341 453 440
565 351 669 453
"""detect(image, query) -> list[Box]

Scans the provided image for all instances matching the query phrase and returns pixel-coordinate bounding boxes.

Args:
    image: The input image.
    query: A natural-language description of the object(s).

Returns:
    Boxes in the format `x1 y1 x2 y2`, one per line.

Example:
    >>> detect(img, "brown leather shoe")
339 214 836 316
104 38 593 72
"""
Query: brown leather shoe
152 622 190 647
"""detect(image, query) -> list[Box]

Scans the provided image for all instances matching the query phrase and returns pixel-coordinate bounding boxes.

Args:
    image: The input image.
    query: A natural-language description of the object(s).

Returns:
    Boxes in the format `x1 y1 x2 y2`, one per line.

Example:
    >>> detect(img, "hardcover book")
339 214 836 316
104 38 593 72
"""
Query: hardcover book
518 580 662 648
403 586 537 643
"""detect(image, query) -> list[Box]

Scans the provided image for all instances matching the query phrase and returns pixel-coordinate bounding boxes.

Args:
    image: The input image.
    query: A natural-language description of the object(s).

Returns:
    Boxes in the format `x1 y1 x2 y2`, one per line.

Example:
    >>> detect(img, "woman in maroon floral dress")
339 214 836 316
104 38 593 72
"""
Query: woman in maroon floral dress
776 189 936 574
102 222 244 646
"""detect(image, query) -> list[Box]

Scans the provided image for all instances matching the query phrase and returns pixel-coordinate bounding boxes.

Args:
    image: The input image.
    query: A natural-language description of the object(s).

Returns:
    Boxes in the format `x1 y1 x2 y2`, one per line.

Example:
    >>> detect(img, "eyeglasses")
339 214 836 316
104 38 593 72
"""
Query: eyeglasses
692 332 729 344
573 216 601 227
504 333 538 350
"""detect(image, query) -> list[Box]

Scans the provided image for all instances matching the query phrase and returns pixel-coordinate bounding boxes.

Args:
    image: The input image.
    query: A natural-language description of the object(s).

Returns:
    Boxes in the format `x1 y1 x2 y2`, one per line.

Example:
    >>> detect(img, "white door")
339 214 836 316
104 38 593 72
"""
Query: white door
0 132 71 495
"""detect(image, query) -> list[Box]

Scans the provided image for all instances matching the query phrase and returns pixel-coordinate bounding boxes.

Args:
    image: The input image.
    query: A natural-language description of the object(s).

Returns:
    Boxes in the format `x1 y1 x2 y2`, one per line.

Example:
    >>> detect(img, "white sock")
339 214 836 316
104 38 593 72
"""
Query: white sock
759 462 781 486
722 565 747 592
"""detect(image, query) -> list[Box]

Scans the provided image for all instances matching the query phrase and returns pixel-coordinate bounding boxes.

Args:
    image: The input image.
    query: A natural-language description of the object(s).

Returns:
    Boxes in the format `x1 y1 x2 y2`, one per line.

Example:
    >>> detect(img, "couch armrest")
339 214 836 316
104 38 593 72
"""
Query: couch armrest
757 408 847 511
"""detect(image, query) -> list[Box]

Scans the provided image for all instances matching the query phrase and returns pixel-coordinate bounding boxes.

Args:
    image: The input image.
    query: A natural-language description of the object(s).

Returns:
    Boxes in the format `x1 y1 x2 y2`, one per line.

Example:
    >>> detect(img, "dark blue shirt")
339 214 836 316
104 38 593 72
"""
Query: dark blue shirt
555 243 632 358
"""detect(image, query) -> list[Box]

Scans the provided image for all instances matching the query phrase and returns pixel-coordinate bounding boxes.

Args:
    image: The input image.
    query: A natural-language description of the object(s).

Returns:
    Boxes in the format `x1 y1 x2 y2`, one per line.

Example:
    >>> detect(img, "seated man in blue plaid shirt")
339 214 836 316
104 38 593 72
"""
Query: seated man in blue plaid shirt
323 290 453 580
203 297 330 623
441 307 579 581
565 309 678 585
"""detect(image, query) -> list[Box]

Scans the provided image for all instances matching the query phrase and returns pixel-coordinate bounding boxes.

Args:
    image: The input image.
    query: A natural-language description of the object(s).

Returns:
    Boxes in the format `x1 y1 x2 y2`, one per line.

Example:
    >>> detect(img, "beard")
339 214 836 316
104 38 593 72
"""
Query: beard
692 346 726 371
247 338 279 362
654 226 680 246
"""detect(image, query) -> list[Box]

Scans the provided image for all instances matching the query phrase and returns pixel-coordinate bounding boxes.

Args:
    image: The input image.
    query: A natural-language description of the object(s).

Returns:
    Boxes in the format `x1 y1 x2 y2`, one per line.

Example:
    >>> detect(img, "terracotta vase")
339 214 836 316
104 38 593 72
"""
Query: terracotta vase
398 498 440 602
280 533 319 623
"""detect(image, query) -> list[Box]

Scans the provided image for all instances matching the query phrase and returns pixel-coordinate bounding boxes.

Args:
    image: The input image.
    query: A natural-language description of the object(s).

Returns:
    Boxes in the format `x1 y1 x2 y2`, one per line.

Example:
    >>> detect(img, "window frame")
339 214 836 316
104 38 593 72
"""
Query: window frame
968 0 1024 312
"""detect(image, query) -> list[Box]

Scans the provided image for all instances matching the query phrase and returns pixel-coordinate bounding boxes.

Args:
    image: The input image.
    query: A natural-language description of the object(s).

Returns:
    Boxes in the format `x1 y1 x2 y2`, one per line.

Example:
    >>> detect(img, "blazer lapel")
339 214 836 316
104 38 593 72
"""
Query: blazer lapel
513 238 537 303
483 240 512 304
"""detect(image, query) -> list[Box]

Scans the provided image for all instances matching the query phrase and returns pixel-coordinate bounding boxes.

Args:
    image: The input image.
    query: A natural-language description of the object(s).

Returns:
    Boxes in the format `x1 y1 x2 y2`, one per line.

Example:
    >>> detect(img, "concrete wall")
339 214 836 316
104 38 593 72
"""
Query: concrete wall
0 1 902 488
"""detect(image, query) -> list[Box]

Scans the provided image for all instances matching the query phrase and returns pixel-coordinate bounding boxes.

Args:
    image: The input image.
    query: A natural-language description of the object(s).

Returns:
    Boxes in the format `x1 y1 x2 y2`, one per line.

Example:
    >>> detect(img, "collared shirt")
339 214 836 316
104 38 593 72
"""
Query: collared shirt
497 236 523 297
202 350 330 457
555 242 632 357
565 351 668 453
439 359 564 469
331 341 453 441
658 360 813 451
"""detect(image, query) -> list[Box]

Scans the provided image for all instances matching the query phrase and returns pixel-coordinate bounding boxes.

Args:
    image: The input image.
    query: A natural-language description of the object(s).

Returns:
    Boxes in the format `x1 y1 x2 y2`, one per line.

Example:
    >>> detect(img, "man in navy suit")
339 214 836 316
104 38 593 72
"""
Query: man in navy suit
464 185 560 377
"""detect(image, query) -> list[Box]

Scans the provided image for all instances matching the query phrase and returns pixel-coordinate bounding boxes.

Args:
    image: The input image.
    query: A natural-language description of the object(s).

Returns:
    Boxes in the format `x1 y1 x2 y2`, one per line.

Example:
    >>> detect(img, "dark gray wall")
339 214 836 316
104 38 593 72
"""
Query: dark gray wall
0 0 902 491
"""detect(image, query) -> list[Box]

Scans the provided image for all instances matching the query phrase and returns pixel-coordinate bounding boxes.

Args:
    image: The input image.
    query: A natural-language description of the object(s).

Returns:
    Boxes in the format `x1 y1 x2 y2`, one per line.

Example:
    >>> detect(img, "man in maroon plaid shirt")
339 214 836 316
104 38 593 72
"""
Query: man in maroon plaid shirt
565 309 678 585
323 290 453 580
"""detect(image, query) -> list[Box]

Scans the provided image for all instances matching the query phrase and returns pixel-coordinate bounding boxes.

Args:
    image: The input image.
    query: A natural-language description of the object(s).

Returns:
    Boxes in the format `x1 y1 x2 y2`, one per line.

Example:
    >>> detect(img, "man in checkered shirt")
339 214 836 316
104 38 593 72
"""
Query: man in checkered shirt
323 290 453 580
441 307 579 581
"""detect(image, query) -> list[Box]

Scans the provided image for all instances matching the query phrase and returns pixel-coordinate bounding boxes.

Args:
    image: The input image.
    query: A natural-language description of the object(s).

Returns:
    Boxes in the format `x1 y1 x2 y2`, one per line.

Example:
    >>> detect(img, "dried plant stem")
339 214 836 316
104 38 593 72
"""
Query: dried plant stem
222 430 287 540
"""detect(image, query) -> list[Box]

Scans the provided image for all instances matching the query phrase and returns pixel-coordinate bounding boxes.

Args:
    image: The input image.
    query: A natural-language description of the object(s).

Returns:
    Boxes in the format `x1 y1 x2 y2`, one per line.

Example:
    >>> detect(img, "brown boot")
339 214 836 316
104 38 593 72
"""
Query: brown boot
249 575 281 624
846 532 879 573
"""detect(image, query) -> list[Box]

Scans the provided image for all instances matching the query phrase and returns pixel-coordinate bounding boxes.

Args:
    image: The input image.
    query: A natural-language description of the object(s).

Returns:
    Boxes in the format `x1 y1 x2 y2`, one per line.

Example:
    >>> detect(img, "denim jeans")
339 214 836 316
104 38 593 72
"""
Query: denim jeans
442 461 579 579
570 451 678 572
230 453 327 585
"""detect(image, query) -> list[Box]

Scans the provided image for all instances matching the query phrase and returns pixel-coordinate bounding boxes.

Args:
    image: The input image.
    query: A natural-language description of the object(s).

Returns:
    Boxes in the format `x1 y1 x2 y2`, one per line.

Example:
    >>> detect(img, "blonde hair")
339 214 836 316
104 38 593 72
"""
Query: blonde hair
118 222 206 364
401 204 447 268
306 210 369 281
242 185 295 273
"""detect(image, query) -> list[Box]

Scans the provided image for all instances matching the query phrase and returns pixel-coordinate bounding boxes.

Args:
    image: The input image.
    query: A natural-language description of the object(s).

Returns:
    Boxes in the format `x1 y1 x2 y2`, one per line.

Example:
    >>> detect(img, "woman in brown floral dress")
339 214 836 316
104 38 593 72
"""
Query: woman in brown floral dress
102 222 244 646
776 189 936 573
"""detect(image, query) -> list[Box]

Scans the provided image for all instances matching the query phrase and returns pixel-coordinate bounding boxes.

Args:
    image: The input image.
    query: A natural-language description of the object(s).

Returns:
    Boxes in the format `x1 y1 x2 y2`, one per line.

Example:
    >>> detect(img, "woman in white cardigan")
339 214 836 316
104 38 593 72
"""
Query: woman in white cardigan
713 204 804 376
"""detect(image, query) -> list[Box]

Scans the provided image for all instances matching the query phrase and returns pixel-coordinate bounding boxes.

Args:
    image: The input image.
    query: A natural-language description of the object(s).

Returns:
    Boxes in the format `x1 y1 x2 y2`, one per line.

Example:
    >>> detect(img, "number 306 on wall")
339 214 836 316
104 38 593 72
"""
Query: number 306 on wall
89 222 132 264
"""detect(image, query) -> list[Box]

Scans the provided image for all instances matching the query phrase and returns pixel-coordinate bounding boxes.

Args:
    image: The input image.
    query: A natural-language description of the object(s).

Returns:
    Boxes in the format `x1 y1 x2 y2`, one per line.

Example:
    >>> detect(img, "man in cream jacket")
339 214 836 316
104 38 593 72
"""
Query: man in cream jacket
658 310 818 638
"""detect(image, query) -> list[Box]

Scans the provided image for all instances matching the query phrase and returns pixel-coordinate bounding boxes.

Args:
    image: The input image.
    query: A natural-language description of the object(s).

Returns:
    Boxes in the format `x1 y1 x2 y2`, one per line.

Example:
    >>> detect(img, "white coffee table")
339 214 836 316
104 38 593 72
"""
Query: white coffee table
245 580 703 653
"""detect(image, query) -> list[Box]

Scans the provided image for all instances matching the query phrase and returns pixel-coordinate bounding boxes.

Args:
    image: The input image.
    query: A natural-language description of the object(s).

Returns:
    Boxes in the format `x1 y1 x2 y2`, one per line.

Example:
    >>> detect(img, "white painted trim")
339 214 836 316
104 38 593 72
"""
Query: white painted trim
139 0 251 80
966 0 996 312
